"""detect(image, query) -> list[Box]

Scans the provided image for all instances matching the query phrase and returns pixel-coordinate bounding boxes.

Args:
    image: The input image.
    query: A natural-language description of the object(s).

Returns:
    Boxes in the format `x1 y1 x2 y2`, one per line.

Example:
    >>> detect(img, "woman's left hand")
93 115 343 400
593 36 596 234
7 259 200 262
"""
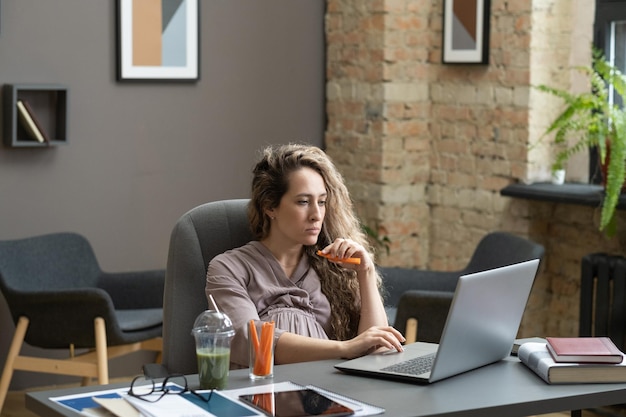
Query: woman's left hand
319 238 374 272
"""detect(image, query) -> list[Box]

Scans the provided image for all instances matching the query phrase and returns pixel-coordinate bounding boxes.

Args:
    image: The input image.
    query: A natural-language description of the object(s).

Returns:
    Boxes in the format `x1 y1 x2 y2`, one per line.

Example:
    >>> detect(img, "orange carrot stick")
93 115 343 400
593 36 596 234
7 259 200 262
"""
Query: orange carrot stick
253 323 267 375
261 322 274 374
316 250 361 264
249 320 260 355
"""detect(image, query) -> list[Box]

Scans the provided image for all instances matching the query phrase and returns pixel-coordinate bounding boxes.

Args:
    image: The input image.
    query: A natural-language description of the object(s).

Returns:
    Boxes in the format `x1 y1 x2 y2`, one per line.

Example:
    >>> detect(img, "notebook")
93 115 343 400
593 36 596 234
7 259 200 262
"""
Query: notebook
335 259 540 383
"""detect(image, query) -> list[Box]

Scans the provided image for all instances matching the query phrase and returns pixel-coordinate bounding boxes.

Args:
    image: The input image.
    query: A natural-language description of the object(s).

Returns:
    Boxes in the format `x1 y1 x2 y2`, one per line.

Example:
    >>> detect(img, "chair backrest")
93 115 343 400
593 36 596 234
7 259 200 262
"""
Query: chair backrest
161 199 253 375
0 232 101 295
462 232 545 275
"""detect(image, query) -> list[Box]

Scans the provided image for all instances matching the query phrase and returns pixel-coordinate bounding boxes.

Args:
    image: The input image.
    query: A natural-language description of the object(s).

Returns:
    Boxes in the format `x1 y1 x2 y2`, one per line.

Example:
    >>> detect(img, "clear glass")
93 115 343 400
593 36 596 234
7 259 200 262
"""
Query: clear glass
248 321 275 380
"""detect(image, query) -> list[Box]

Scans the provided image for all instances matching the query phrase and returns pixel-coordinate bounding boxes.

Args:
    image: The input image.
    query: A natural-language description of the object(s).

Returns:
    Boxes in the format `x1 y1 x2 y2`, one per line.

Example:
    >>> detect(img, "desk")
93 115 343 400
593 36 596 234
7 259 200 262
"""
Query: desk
26 356 626 417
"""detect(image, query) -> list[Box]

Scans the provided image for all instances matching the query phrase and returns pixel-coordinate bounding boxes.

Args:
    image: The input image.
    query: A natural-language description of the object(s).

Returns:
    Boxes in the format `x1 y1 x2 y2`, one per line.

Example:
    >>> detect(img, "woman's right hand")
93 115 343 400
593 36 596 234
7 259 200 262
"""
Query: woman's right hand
340 326 406 359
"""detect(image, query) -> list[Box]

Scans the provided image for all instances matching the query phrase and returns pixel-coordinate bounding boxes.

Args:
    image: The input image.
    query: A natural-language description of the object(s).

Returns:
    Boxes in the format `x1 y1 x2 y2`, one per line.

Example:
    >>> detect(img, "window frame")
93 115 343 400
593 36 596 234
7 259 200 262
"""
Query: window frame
590 0 626 183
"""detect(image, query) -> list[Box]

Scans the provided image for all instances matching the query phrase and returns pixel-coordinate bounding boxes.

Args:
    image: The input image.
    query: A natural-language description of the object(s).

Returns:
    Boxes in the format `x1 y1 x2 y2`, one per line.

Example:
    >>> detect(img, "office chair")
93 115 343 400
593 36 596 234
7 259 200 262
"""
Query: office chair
157 199 253 376
0 232 164 412
385 231 545 344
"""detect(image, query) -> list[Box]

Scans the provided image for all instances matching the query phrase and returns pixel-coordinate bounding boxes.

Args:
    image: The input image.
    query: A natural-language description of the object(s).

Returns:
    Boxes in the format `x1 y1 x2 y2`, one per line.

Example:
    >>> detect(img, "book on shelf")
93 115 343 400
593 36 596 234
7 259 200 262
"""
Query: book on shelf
546 337 624 364
16 99 50 143
518 342 626 384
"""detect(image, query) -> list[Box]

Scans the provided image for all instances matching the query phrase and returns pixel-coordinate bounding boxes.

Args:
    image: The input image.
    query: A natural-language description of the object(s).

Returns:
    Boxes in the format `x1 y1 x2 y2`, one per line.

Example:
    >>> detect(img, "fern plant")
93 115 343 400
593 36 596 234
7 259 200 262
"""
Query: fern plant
535 48 626 236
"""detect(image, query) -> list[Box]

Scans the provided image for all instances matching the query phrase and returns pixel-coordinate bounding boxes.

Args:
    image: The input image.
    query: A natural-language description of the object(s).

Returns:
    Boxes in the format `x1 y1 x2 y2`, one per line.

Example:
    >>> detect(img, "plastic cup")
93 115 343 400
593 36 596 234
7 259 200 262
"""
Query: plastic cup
191 310 235 390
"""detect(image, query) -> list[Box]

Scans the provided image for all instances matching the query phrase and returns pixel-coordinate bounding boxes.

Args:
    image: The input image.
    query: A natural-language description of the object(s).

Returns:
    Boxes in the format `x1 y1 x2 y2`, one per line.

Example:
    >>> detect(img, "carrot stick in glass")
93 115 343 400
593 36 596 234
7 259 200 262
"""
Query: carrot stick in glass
261 322 274 375
249 320 260 354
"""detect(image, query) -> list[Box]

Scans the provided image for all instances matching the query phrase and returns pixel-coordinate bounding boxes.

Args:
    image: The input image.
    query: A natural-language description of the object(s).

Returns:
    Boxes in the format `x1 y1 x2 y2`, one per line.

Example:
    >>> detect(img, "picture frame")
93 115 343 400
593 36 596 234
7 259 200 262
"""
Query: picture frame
442 0 490 64
116 0 199 82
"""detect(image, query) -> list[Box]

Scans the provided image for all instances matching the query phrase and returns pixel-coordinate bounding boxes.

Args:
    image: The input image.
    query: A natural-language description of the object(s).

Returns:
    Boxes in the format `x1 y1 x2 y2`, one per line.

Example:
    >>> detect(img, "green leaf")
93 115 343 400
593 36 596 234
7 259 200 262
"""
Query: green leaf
534 46 626 236
600 113 626 233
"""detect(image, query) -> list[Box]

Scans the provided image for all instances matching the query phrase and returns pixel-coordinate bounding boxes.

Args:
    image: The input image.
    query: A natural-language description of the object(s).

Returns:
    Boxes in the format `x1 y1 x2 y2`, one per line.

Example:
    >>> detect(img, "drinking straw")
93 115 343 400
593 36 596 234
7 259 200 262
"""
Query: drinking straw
209 294 220 313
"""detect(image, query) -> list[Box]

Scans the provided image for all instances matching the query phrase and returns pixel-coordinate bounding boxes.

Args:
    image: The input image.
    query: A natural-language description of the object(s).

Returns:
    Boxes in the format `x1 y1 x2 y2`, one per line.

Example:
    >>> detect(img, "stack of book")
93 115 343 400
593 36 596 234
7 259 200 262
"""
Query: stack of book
518 337 626 384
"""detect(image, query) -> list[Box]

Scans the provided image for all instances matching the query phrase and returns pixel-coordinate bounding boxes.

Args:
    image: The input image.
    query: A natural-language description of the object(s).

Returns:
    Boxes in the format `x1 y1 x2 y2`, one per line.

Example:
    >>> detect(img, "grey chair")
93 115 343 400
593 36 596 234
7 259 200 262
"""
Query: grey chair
382 231 545 344
159 199 253 376
0 232 164 412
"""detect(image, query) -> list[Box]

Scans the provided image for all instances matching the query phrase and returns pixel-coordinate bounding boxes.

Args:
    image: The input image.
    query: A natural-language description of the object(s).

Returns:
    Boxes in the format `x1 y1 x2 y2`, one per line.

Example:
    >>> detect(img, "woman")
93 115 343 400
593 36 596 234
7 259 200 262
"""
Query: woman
205 143 405 368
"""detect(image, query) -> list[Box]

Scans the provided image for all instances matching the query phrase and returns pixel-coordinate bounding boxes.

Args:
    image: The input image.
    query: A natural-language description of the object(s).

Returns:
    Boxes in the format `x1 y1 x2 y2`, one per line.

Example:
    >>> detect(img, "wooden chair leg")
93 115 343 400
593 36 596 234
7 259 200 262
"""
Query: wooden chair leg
0 317 29 413
94 317 109 385
405 318 418 344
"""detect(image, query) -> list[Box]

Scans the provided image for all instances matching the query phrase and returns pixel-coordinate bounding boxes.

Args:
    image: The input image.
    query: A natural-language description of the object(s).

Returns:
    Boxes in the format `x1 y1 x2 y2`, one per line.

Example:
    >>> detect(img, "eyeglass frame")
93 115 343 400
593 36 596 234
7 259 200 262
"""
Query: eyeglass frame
128 374 213 403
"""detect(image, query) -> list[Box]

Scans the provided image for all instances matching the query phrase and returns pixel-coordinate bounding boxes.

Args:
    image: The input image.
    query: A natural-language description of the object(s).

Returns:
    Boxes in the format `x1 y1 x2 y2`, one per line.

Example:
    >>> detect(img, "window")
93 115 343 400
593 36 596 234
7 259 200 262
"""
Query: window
591 0 626 183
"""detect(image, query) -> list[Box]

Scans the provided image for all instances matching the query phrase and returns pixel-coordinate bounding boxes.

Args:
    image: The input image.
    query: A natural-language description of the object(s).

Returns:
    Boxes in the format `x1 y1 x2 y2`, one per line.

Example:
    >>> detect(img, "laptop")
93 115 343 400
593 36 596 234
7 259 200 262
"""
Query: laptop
335 259 540 383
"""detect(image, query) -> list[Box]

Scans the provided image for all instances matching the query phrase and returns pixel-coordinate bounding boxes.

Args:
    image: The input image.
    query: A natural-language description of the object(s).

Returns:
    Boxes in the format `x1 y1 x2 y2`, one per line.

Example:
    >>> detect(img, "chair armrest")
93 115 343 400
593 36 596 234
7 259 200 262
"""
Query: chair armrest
393 290 453 344
9 288 121 348
98 269 165 309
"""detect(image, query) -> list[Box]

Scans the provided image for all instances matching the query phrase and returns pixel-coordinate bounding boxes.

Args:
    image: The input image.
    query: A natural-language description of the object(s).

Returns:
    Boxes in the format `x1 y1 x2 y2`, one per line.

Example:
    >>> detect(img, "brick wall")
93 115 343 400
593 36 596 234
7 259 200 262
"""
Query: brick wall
326 0 626 338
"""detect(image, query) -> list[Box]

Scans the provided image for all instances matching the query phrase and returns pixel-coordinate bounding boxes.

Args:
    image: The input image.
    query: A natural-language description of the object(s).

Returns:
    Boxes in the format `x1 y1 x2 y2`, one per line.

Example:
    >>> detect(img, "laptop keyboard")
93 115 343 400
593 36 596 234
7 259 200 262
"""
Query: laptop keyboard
381 353 436 376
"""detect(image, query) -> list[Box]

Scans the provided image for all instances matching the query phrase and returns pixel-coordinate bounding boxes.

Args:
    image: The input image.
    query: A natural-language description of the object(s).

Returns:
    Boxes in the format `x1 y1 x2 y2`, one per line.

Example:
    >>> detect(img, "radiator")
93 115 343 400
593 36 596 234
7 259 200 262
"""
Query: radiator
580 253 626 351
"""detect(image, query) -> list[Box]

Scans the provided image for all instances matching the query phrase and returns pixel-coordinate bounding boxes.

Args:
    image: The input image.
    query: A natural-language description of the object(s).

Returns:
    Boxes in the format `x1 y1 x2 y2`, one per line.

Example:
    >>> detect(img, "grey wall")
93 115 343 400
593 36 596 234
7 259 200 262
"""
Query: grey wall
0 0 324 389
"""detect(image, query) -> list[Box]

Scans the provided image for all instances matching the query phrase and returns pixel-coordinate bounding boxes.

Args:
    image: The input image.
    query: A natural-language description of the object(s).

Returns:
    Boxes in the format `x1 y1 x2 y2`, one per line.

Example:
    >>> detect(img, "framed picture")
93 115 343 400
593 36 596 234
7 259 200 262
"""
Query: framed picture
116 0 199 82
442 0 490 64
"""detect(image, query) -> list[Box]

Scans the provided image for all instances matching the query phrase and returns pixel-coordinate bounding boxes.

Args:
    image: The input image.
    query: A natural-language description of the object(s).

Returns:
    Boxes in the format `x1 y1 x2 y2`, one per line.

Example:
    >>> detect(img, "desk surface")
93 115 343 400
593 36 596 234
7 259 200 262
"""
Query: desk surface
26 355 626 417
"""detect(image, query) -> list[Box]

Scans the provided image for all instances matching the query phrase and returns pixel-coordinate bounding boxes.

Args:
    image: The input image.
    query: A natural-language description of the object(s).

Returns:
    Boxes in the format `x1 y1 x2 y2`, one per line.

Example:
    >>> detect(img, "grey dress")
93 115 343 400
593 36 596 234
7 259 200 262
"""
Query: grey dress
206 241 333 368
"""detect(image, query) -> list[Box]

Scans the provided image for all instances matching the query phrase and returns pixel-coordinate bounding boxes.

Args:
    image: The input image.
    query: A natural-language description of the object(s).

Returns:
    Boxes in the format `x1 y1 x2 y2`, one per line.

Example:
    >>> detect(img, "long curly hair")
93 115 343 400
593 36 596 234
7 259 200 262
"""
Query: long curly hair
248 143 381 340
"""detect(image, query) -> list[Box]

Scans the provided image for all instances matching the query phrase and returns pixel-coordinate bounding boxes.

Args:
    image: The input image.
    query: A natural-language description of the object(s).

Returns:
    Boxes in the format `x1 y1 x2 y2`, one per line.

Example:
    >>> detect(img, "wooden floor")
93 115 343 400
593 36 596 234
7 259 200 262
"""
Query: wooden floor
2 389 39 417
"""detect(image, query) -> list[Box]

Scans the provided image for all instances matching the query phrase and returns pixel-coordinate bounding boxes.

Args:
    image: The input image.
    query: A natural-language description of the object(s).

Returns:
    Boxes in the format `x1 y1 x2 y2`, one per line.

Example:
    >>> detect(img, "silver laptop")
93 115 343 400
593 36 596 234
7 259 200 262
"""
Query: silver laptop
335 259 540 383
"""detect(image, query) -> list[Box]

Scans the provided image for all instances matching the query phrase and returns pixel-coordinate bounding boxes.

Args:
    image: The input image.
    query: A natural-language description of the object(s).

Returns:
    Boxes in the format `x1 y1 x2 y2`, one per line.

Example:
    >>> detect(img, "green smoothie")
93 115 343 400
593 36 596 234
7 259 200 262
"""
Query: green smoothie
196 347 230 389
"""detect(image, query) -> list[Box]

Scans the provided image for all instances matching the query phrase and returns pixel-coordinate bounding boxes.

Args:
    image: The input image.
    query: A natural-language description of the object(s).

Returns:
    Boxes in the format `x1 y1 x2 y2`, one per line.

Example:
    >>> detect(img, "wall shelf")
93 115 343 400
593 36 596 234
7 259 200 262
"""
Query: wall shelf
2 84 68 147
500 182 626 210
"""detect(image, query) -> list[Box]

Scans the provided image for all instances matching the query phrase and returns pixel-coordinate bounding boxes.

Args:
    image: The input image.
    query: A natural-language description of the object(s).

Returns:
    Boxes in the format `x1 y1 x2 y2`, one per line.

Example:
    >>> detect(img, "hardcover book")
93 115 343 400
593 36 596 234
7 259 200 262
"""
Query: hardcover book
546 337 624 364
518 342 626 384
16 99 50 143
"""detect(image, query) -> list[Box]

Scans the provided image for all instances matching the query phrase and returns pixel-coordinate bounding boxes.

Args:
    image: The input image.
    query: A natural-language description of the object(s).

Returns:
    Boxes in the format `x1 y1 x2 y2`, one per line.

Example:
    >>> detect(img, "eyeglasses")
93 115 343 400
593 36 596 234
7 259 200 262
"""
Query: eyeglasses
128 374 213 403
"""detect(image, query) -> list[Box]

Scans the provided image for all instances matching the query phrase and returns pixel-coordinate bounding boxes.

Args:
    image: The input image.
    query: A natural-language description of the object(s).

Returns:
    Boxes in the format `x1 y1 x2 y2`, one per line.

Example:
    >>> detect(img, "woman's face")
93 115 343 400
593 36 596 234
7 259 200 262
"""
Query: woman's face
266 167 327 247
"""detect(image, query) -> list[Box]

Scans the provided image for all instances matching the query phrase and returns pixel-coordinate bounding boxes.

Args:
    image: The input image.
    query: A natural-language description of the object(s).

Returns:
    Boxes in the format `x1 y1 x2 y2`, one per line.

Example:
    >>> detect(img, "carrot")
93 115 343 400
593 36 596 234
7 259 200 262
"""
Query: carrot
316 250 361 265
249 320 260 355
261 322 274 374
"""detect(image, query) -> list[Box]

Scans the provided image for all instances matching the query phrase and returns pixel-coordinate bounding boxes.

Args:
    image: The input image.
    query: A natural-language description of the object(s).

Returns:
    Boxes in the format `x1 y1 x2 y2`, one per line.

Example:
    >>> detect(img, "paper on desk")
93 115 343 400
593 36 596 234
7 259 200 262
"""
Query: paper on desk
93 397 141 417
50 388 129 417
123 392 212 417
222 381 385 417
50 383 261 417
122 390 261 417
49 381 383 417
